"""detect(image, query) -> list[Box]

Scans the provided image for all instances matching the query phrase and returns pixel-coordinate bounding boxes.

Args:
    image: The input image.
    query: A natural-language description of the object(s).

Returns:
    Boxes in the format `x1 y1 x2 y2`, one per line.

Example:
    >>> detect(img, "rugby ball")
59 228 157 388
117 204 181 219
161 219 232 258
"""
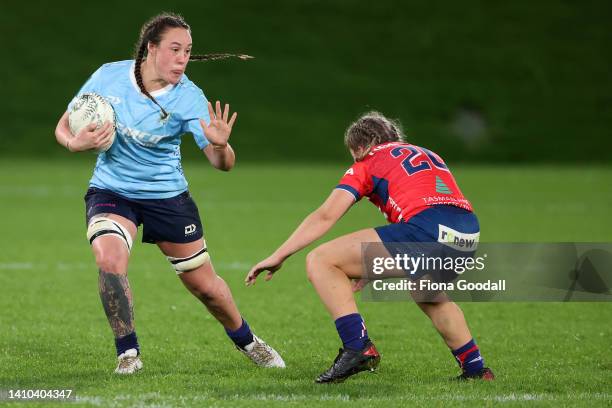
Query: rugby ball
68 93 116 152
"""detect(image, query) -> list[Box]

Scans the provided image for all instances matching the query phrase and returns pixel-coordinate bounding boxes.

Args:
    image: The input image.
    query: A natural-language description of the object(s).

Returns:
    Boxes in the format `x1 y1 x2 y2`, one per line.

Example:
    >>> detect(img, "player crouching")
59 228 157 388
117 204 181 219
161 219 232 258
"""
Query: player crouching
246 111 495 383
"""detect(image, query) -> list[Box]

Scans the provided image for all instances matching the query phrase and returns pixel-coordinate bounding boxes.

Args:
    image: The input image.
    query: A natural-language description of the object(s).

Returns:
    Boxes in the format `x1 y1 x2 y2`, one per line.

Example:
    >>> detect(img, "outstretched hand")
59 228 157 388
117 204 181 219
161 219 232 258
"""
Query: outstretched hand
199 101 237 148
245 255 285 286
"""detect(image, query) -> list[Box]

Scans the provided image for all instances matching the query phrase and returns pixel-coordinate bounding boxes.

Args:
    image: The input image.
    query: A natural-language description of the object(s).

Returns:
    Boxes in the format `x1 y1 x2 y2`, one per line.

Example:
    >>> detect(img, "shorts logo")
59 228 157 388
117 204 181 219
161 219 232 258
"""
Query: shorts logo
185 224 197 236
438 225 479 252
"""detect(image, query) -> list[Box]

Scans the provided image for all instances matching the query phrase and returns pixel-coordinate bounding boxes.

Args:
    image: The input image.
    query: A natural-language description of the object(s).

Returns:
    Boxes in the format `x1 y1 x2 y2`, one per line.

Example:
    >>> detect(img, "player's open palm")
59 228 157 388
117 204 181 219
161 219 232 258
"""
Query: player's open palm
245 255 284 286
199 100 237 148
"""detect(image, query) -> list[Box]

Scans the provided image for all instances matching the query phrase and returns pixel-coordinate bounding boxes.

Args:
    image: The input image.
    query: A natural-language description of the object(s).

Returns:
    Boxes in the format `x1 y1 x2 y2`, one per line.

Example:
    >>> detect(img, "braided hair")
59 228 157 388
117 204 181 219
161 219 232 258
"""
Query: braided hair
134 12 253 119
344 111 405 160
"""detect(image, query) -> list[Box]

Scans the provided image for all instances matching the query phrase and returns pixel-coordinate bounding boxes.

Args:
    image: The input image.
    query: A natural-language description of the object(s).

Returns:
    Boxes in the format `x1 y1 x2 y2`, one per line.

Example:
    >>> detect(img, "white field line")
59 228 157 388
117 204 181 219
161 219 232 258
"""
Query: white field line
0 185 82 197
0 262 34 270
75 392 611 407
0 261 249 272
0 262 90 271
217 261 252 271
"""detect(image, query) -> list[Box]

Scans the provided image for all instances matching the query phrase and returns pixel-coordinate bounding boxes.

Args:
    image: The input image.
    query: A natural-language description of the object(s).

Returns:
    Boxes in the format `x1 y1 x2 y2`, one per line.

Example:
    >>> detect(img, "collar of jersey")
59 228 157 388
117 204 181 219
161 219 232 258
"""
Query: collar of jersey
129 61 175 98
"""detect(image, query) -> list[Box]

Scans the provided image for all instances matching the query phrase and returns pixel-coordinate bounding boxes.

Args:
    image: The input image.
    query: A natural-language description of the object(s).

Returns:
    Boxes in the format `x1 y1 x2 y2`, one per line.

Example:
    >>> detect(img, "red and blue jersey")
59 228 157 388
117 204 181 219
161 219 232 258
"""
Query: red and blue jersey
336 142 472 223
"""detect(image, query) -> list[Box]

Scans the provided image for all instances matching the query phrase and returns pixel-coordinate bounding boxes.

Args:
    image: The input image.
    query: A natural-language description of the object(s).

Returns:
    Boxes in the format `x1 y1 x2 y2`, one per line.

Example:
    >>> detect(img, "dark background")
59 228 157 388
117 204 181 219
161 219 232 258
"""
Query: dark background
2 0 611 162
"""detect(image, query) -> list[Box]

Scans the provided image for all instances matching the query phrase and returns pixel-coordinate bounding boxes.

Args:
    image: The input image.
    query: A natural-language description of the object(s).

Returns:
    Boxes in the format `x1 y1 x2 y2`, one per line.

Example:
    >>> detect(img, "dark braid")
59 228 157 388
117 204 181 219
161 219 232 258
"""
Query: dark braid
134 39 169 118
133 12 253 119
190 53 254 61
344 111 405 160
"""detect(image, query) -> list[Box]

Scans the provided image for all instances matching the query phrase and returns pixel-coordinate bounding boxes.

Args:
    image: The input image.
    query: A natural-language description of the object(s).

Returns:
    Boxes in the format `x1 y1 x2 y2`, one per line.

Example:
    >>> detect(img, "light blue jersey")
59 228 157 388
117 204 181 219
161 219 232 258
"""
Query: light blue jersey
68 60 210 199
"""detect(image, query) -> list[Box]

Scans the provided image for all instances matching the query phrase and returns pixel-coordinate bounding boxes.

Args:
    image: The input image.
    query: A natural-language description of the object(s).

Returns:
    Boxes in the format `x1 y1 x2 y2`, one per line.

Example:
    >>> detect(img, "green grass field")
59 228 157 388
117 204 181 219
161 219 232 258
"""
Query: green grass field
1 160 611 407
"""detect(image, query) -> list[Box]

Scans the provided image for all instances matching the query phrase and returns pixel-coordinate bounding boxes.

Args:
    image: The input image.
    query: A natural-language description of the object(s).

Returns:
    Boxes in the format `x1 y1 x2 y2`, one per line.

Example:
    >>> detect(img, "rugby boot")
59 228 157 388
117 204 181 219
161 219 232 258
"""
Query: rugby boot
315 341 380 383
456 367 495 381
114 348 143 374
239 334 286 368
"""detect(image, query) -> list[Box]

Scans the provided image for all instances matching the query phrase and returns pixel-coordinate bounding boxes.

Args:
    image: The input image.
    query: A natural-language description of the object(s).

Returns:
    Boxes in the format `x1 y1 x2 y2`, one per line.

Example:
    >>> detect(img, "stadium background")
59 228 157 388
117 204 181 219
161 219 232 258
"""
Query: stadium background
2 0 611 162
1 1 611 407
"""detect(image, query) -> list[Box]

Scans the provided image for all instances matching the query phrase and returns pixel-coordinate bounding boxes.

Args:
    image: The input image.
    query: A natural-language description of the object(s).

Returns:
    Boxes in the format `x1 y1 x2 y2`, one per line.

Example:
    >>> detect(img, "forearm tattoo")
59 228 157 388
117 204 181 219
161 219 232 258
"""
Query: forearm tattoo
98 269 134 338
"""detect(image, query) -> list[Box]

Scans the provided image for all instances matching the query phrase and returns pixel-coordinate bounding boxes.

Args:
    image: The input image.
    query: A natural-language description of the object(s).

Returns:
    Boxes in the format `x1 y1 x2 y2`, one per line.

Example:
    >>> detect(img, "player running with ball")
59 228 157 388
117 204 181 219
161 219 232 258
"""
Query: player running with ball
55 13 284 374
246 112 494 383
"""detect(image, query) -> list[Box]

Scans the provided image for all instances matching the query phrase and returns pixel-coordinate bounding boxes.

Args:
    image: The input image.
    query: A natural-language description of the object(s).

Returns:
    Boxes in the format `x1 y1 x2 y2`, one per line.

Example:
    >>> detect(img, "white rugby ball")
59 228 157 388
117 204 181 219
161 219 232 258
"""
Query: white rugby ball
68 93 116 152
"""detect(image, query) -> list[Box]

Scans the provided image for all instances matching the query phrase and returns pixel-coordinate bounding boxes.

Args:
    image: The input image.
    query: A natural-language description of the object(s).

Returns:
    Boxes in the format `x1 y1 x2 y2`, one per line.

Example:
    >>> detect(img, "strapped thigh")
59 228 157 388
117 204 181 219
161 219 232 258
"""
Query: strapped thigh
87 217 133 252
167 240 210 274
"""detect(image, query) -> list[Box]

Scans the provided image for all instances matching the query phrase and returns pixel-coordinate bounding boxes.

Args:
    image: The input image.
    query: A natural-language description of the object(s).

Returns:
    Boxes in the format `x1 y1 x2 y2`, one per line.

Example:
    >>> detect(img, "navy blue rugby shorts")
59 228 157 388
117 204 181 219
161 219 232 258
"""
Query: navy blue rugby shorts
374 205 480 281
84 187 204 244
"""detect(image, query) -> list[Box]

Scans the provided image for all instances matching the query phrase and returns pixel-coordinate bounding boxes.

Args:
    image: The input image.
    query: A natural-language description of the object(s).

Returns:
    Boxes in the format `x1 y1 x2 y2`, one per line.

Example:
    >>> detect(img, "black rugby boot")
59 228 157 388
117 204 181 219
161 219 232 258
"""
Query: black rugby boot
456 367 495 381
315 341 380 383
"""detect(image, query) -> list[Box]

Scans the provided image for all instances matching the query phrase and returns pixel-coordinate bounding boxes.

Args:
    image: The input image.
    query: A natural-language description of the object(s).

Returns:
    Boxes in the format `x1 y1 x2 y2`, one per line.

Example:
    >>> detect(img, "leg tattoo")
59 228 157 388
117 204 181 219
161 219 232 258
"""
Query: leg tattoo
98 269 134 338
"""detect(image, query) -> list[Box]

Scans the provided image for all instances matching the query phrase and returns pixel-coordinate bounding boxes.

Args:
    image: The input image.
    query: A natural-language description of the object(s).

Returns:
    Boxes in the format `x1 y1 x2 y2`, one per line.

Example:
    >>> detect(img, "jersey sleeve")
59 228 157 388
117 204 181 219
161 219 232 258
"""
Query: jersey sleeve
67 65 105 111
335 161 372 201
181 88 210 150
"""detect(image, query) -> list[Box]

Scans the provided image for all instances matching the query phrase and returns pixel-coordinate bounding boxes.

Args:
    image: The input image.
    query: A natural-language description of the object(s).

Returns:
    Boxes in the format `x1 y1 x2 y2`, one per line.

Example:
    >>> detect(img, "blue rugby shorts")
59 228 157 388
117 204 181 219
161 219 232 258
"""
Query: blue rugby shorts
374 205 480 281
84 187 204 244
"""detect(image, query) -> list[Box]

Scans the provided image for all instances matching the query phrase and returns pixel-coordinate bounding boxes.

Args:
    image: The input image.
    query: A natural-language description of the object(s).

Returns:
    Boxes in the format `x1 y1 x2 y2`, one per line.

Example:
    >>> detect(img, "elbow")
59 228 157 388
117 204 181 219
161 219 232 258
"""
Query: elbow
54 121 61 142
217 162 234 172
54 126 64 147
212 157 235 171
313 208 335 224
55 112 70 145
205 145 235 172
219 152 236 171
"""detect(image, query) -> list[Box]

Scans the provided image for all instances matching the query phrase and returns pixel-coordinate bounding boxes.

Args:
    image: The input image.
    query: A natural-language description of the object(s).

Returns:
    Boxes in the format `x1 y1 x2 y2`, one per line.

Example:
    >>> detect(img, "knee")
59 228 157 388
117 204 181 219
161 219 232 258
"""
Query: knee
187 276 222 302
94 248 128 274
305 247 331 283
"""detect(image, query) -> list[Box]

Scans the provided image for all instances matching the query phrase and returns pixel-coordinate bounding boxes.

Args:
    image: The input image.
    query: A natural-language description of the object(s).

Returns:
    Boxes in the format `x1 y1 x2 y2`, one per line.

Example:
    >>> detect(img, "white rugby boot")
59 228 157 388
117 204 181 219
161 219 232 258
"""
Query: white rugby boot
114 348 143 374
239 335 286 368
